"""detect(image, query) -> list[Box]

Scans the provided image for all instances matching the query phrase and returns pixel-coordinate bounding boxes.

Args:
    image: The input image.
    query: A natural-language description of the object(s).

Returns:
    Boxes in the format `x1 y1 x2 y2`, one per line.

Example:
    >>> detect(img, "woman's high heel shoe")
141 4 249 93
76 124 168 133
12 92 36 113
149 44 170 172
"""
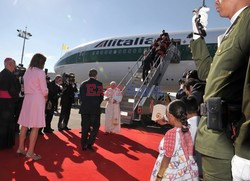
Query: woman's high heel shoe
26 152 42 161
16 149 27 156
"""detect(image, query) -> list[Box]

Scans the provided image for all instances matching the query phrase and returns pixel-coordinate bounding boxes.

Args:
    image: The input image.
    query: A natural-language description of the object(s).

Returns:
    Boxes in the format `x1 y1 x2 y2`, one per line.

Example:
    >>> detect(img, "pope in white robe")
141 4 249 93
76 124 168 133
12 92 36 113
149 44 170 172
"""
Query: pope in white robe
104 81 123 134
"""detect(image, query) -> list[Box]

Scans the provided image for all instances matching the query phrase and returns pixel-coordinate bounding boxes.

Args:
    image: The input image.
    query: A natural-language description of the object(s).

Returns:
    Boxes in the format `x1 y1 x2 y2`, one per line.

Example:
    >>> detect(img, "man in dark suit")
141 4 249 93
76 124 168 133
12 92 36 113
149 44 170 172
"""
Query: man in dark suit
45 75 62 133
58 73 78 131
79 69 103 151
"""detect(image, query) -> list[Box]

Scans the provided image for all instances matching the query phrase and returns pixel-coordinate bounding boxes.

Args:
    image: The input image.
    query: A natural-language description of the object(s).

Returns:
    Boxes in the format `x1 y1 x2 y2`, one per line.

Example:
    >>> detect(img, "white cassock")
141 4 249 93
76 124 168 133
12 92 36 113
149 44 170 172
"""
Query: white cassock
104 88 123 133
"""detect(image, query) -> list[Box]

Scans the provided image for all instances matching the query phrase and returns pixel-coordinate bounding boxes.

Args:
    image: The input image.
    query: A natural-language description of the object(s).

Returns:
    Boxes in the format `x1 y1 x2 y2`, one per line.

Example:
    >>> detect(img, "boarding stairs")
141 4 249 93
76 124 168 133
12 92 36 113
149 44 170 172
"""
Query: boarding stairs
118 43 177 124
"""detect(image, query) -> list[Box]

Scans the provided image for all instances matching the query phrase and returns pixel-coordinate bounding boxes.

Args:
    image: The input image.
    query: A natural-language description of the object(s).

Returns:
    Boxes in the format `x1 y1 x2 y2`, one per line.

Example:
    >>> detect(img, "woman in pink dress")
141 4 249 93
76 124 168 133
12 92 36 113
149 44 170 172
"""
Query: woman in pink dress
16 53 48 160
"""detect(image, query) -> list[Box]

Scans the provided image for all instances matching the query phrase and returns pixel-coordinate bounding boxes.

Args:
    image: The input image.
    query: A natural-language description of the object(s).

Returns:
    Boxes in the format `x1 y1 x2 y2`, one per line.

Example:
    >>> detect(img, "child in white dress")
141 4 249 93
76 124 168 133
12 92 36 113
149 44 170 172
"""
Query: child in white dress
151 100 198 181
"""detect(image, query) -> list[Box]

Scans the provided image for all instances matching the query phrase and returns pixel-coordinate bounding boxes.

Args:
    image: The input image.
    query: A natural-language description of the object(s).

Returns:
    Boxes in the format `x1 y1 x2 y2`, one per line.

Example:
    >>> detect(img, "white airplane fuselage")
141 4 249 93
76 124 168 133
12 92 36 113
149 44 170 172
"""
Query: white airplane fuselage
54 28 226 91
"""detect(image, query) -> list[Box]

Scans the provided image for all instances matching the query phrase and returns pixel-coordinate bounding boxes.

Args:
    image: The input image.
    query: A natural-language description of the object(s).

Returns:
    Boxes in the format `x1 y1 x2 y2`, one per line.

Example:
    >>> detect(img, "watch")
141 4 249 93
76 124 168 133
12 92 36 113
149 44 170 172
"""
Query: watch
157 173 163 179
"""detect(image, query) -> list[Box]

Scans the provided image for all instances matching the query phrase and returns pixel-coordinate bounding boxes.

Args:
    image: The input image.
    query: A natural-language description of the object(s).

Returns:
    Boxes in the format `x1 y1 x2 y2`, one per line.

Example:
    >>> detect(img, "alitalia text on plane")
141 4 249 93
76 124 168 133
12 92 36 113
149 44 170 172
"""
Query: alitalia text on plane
94 37 154 48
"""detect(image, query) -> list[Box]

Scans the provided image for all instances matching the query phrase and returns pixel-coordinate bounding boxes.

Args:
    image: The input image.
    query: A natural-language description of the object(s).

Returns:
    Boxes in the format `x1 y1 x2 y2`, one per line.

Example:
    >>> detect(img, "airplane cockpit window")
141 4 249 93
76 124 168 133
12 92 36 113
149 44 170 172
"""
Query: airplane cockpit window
77 52 85 63
57 59 66 66
65 56 76 64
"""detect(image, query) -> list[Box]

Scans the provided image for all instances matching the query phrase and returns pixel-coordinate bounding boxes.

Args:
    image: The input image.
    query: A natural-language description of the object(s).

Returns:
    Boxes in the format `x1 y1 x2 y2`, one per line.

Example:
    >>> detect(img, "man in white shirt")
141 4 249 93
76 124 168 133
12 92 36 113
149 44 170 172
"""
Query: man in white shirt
181 96 202 178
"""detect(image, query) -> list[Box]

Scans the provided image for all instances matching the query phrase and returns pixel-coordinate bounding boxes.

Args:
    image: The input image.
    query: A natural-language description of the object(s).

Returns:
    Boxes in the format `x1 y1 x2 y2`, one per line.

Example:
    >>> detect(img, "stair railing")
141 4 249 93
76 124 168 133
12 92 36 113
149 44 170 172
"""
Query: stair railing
117 49 152 93
132 43 175 111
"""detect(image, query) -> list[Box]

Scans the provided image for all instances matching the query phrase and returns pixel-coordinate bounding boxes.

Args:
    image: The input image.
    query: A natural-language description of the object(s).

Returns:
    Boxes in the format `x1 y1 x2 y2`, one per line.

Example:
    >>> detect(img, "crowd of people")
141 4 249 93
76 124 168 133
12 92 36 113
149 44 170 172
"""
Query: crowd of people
0 54 80 159
142 30 171 82
151 0 250 181
0 56 122 159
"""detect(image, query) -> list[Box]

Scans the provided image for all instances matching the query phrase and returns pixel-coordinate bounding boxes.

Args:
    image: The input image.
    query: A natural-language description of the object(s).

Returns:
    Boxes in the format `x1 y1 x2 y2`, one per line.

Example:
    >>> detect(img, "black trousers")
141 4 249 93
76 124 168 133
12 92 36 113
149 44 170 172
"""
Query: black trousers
45 101 56 130
81 114 100 147
58 102 72 128
142 65 150 81
0 99 15 149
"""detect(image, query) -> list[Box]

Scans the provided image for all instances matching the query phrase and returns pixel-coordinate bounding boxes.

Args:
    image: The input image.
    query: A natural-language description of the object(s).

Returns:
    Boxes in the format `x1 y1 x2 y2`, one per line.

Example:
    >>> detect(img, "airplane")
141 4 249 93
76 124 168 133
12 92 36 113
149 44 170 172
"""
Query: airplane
54 28 226 92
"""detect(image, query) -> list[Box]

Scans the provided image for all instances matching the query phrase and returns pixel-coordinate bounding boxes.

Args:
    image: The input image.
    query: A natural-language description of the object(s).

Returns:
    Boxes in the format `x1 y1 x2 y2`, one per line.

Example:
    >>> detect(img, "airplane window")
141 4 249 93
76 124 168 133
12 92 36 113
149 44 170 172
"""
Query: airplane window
207 45 211 51
138 48 142 53
104 50 108 54
96 51 99 55
123 49 127 54
100 50 103 55
109 50 112 54
92 51 95 55
128 49 132 54
118 49 122 54
114 50 117 54
133 49 137 54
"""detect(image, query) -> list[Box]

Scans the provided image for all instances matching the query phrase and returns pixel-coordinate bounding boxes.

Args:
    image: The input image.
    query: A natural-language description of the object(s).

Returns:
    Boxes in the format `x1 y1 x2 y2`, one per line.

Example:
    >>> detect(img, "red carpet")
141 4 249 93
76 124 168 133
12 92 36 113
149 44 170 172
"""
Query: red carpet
0 126 163 181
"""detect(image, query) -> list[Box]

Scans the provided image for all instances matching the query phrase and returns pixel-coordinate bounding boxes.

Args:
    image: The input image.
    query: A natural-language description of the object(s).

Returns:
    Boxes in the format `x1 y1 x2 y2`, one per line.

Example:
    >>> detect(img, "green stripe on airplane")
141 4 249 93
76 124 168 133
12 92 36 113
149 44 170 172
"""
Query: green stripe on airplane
56 43 217 66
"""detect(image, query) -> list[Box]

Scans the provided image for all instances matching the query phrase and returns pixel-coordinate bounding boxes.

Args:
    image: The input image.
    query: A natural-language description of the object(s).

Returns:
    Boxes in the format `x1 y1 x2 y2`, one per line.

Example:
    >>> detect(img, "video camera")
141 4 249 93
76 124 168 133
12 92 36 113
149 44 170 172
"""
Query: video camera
14 64 26 77
63 72 75 84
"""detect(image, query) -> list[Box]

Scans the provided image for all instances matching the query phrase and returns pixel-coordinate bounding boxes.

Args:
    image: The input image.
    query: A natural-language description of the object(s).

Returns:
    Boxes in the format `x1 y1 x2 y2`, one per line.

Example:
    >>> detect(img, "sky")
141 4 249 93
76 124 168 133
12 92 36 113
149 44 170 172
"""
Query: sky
0 0 230 73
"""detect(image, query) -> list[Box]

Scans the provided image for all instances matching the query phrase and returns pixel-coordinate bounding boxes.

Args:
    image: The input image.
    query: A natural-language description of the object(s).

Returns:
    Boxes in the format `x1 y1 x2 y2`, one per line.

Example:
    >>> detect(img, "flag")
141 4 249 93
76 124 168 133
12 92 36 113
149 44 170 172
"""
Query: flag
62 43 69 51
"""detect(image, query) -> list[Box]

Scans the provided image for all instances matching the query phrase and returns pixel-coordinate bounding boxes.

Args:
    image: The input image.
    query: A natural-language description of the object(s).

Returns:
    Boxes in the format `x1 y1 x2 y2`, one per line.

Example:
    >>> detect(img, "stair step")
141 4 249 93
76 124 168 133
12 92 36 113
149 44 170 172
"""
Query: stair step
118 44 175 123
121 118 133 124
120 107 134 112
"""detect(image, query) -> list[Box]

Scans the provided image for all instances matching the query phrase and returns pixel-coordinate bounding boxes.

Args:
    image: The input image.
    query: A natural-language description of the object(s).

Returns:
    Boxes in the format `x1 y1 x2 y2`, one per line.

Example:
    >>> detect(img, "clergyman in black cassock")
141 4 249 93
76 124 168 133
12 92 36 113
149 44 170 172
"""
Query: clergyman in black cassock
0 58 19 149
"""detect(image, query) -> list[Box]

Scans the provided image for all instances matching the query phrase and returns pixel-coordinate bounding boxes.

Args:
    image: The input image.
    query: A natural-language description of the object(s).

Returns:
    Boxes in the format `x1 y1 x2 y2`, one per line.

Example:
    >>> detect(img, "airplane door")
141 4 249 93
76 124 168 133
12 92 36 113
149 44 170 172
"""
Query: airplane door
171 39 181 63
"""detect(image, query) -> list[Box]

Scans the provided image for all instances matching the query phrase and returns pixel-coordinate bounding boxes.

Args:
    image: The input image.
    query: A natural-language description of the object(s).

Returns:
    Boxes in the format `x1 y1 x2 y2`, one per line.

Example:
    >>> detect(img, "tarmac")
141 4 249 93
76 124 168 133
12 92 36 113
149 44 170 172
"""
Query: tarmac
50 103 169 135
50 105 105 131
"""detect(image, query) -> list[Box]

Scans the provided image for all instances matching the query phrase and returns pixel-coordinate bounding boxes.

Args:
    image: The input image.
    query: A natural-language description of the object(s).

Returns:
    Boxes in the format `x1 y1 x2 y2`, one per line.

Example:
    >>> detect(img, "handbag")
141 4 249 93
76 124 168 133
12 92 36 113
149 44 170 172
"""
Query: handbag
112 118 119 125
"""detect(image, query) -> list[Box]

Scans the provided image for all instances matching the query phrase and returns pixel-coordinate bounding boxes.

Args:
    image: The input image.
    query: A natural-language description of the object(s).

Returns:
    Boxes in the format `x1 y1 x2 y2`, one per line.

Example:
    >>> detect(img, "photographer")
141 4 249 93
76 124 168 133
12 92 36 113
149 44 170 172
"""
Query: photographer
44 75 62 133
13 64 26 134
58 73 78 131
176 79 186 99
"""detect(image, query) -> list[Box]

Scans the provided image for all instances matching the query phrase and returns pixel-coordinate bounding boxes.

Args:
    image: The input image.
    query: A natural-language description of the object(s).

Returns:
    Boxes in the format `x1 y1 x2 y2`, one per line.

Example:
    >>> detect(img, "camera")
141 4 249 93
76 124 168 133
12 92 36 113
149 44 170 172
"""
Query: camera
68 73 75 83
63 72 75 85
14 64 26 77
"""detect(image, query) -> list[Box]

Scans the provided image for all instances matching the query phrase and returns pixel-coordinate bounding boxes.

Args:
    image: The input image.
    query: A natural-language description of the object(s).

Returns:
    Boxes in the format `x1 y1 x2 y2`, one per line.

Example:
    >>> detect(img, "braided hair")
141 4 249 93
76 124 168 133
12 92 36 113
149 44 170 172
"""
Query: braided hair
168 100 189 133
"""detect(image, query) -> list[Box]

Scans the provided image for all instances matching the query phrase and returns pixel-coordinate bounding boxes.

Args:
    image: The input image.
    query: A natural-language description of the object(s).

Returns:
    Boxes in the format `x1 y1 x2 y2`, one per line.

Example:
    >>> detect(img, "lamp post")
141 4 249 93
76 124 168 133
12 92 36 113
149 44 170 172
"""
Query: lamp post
17 27 32 65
